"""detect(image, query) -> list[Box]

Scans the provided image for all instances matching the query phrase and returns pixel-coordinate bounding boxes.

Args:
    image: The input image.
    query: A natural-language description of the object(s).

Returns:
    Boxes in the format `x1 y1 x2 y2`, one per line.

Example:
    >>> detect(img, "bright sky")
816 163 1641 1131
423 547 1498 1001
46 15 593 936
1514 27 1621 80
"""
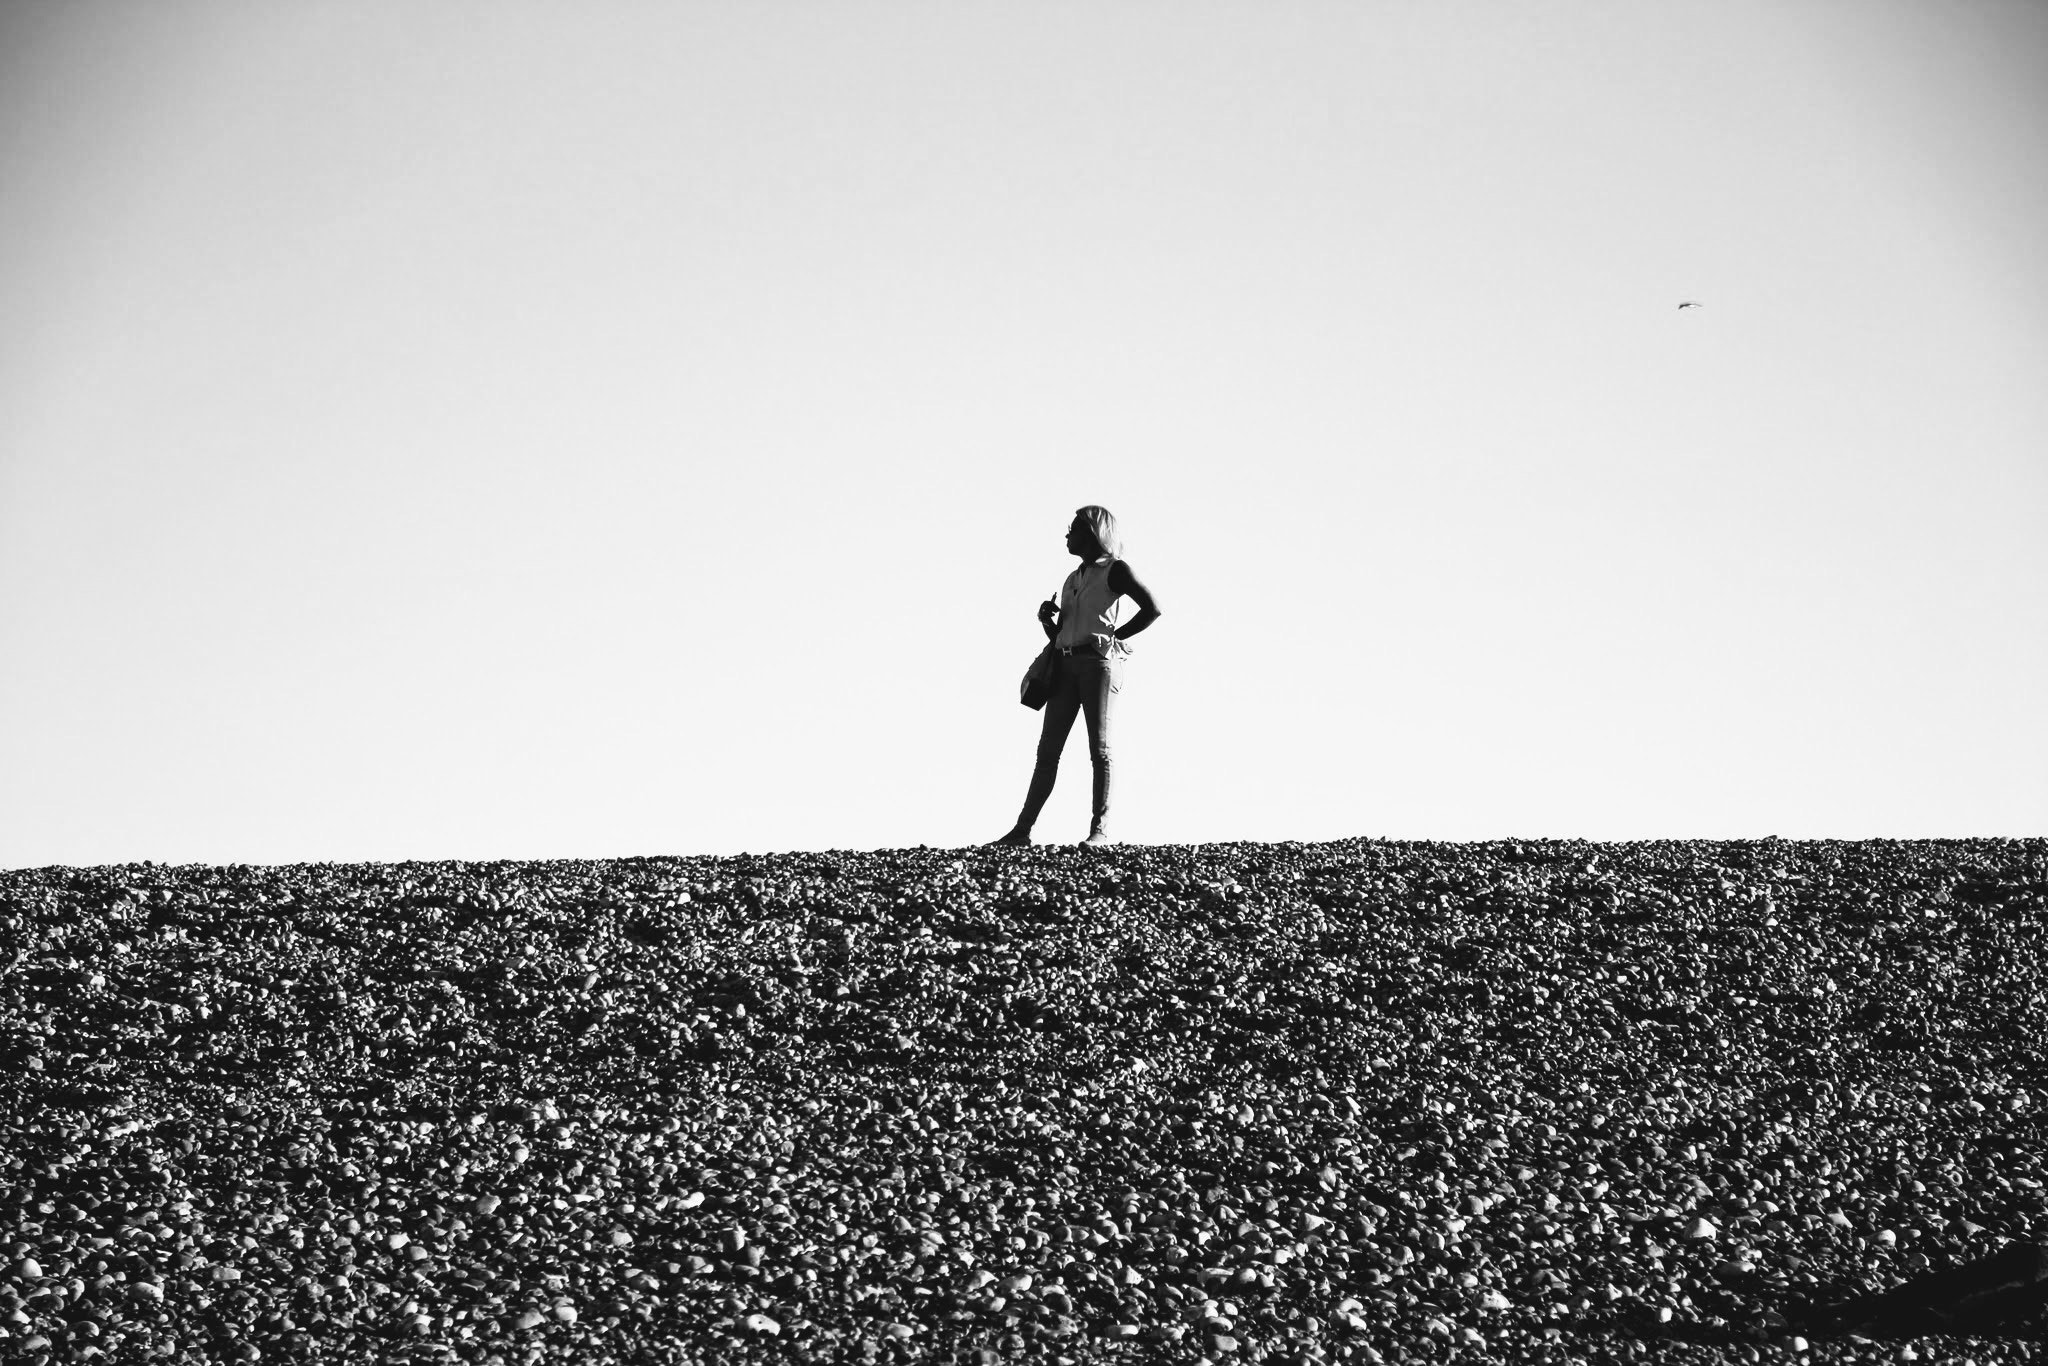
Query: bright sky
3 1 2044 868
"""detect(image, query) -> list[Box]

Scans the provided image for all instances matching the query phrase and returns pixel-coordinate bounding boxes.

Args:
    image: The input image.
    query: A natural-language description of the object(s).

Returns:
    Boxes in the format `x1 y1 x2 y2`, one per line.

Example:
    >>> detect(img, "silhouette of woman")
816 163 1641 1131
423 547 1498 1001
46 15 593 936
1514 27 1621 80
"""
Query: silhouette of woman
991 506 1162 847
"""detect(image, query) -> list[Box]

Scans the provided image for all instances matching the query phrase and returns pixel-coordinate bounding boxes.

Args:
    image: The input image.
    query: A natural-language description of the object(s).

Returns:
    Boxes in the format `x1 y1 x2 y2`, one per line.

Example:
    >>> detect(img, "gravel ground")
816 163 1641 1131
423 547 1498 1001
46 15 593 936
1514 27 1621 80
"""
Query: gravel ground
3 838 2045 1365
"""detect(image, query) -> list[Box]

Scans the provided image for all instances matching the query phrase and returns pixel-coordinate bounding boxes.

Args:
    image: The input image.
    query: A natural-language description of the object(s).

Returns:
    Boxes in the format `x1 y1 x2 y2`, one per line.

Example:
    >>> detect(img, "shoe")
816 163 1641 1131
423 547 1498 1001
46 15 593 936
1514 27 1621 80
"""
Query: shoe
986 828 1033 847
1080 830 1115 848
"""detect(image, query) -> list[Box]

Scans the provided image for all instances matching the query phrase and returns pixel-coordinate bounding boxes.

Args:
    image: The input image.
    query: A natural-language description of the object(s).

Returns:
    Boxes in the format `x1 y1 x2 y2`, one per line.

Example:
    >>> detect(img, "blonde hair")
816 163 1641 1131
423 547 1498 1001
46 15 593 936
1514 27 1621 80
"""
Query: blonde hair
1074 505 1121 560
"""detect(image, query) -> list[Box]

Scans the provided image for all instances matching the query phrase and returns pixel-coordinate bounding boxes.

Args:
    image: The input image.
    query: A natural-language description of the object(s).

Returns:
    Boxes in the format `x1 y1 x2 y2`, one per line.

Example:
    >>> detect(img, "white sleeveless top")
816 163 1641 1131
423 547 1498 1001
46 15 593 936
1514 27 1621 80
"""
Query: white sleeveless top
1056 559 1129 656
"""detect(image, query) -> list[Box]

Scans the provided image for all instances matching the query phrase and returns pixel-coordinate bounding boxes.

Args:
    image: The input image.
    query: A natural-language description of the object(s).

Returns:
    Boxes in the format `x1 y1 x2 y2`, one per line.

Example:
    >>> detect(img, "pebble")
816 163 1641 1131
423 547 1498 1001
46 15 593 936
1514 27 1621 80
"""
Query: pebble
2 837 2042 1364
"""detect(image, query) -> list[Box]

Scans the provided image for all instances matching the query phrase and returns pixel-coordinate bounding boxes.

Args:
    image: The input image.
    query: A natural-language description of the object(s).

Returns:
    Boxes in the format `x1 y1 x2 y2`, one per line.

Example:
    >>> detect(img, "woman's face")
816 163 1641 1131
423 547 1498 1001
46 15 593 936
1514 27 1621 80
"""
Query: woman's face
1065 517 1094 557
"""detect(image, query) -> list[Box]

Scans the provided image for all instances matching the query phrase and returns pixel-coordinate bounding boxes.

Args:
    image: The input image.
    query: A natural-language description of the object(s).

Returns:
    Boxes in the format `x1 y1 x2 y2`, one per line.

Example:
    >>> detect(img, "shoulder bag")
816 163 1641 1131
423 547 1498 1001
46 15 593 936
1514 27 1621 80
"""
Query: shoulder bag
1020 642 1057 710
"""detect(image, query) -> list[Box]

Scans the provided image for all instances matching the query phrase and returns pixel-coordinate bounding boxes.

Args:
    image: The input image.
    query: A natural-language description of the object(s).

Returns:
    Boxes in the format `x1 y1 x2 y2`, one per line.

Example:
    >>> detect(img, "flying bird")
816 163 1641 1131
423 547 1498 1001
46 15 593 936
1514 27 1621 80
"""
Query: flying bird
1677 301 1703 309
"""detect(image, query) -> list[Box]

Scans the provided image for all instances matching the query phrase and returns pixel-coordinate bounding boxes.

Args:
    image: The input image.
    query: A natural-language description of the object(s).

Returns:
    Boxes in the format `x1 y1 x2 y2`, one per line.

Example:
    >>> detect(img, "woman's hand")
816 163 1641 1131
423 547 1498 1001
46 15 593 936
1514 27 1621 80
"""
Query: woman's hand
1038 597 1059 641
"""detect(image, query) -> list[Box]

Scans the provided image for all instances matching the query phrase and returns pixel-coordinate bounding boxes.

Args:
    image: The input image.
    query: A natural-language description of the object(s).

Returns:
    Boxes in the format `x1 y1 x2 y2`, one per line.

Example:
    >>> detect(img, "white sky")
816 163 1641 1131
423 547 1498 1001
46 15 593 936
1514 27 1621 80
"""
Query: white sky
3 1 2044 867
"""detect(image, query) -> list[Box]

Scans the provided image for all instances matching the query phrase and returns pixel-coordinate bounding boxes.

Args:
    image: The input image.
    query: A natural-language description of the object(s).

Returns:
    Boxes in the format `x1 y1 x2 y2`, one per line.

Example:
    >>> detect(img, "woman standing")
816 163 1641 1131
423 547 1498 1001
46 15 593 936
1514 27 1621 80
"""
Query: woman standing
991 505 1162 847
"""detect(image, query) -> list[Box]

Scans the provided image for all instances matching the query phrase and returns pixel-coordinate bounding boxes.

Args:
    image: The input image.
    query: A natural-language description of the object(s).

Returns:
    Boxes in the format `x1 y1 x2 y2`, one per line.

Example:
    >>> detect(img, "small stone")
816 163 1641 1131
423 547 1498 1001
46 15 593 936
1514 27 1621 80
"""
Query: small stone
1682 1217 1718 1240
743 1313 781 1335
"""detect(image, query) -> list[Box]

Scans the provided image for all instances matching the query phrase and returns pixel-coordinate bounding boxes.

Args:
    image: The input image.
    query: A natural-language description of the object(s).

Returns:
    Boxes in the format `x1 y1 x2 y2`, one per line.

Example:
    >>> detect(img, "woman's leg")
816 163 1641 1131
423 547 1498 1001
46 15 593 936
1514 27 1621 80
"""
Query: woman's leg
1078 657 1116 842
1012 658 1082 835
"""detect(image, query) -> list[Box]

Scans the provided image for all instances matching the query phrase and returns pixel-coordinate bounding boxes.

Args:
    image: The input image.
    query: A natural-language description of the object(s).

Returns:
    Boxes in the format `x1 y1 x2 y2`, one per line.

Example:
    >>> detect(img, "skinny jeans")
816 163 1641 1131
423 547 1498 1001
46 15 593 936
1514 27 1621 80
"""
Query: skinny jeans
1017 651 1121 833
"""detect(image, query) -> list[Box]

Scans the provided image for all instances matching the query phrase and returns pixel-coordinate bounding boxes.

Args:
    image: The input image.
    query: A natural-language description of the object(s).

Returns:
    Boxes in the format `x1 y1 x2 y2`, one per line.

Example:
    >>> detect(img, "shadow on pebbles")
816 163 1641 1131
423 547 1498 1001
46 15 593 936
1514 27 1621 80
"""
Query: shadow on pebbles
2 837 2045 1364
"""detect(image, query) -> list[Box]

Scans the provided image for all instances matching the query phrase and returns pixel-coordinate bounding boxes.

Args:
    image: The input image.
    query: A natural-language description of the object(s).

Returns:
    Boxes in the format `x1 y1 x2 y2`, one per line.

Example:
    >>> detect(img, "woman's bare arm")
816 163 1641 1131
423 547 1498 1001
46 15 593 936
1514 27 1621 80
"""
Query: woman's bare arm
1107 561 1162 640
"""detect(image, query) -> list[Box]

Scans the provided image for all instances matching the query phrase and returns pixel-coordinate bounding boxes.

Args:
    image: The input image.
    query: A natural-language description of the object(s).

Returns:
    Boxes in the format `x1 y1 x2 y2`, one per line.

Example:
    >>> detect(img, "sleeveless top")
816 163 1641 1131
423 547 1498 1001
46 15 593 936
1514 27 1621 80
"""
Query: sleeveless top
1056 559 1129 657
